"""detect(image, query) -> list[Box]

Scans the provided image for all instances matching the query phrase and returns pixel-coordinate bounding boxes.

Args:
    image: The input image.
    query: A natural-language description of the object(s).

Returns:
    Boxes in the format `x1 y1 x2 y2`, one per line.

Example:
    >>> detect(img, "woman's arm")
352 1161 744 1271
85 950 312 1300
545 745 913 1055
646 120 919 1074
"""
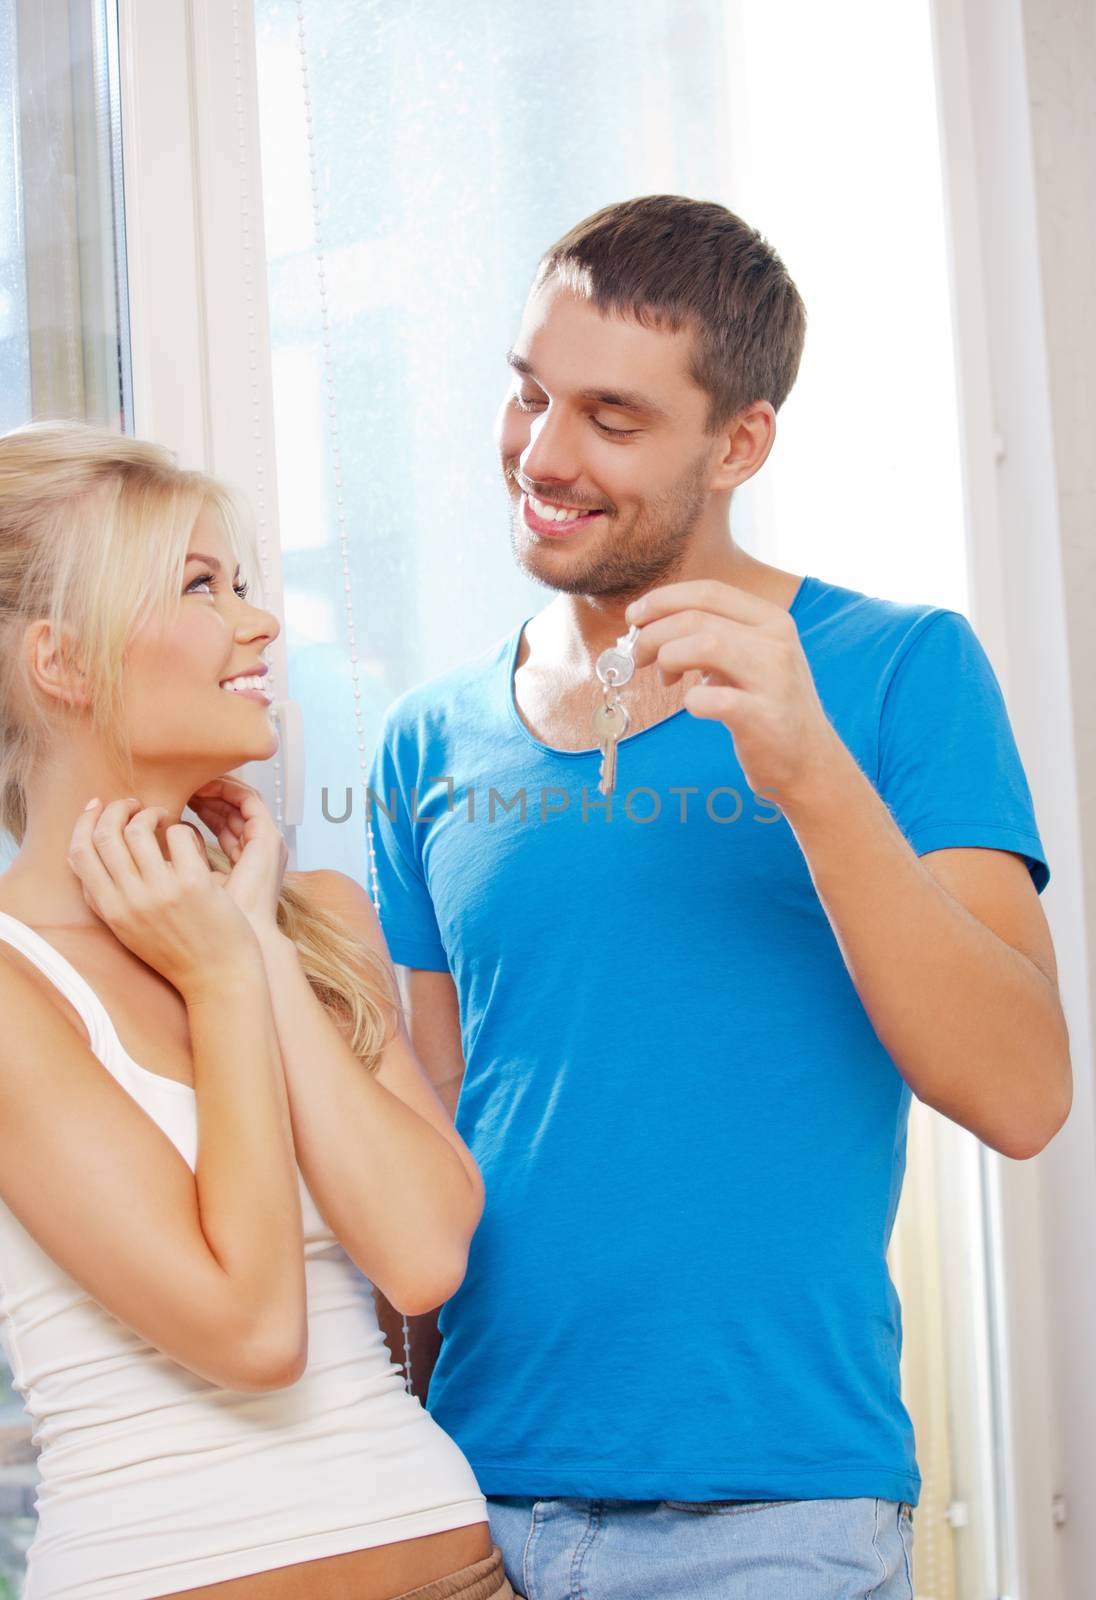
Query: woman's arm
249 870 484 1316
0 943 307 1392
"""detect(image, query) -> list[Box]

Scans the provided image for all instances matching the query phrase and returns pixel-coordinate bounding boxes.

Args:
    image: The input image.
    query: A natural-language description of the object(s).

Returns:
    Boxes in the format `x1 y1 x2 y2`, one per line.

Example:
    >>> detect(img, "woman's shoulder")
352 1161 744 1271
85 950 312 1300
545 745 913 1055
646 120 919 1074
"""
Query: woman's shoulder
285 866 345 901
285 869 380 938
0 915 97 1047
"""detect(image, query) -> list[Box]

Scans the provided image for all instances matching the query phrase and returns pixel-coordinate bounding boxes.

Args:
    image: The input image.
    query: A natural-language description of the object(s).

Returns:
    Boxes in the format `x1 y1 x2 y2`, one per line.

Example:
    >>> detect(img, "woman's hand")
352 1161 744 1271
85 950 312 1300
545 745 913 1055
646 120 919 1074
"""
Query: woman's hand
68 798 257 991
185 776 288 932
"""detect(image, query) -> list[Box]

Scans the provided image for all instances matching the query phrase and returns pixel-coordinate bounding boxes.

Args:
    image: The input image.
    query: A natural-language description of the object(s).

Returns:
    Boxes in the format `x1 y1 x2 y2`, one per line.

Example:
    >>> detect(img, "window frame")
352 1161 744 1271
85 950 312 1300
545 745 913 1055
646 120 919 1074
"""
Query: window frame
117 0 301 844
930 0 1094 1593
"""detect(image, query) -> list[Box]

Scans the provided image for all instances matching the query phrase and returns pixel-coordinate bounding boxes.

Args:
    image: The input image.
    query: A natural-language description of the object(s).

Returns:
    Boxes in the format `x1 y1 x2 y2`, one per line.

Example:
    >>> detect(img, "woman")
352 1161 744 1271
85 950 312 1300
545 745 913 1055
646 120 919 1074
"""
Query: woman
0 421 518 1599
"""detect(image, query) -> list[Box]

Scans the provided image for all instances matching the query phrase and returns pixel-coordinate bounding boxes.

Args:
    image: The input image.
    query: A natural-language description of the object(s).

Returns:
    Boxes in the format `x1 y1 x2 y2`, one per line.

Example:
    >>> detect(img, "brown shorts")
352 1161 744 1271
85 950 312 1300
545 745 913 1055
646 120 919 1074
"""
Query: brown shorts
390 1544 520 1600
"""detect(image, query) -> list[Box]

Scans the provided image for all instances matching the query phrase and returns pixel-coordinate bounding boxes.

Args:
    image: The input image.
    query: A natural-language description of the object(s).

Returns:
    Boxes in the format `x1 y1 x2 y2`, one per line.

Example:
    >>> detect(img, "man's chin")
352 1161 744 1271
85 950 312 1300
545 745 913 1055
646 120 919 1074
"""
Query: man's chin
512 532 598 595
509 509 669 600
515 552 643 602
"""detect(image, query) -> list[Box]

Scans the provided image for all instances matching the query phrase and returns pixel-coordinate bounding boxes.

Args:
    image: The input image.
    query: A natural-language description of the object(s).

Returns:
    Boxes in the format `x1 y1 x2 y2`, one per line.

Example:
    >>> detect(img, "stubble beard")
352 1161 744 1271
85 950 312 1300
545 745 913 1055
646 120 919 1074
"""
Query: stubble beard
506 452 711 605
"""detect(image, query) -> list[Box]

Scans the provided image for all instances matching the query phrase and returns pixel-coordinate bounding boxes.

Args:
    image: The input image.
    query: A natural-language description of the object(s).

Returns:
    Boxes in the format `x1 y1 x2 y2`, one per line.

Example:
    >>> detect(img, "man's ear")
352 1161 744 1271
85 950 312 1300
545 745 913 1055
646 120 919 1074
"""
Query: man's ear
22 619 93 711
709 399 777 494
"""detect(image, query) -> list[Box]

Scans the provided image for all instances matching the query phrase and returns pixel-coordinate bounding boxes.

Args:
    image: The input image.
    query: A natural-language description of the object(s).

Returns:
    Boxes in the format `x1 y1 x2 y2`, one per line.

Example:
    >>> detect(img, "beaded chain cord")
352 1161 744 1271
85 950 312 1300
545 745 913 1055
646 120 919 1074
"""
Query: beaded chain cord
297 0 414 1395
366 809 416 1392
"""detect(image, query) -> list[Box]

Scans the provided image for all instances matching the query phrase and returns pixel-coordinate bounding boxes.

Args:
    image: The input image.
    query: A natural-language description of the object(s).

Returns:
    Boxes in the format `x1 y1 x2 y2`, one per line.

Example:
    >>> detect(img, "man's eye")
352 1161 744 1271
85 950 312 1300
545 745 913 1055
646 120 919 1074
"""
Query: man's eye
593 418 639 438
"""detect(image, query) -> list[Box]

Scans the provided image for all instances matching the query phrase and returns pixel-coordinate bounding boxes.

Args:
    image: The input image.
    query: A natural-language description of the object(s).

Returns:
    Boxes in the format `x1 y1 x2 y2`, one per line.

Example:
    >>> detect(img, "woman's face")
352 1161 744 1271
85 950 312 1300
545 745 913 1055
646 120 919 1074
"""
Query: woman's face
120 505 281 781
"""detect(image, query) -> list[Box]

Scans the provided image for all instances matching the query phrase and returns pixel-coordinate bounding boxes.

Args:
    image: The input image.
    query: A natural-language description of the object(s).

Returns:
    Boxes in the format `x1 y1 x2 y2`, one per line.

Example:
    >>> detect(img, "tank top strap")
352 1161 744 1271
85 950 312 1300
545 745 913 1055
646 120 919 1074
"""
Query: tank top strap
0 909 113 1059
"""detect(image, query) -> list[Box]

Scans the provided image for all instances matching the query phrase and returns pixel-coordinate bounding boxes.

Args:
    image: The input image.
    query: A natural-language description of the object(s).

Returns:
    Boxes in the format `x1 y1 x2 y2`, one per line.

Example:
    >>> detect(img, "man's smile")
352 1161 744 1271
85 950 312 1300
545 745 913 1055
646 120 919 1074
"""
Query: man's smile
520 491 606 540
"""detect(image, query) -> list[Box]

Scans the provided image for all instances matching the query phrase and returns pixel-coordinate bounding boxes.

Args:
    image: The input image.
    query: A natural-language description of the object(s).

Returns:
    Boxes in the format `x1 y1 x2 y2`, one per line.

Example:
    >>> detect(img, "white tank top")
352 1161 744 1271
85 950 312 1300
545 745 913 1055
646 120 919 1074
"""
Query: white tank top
0 911 486 1600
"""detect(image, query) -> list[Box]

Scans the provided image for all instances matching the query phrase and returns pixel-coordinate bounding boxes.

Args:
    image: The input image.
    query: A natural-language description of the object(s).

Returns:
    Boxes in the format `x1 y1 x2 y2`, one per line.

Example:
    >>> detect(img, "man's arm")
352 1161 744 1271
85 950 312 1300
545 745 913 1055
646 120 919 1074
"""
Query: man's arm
374 969 466 1398
628 579 1072 1162
780 736 1072 1159
400 969 467 1121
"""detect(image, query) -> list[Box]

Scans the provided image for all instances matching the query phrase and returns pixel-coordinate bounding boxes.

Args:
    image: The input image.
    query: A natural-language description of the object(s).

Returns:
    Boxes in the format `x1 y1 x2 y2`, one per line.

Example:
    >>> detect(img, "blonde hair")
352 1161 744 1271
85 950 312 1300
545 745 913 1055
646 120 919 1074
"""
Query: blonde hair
0 419 399 1069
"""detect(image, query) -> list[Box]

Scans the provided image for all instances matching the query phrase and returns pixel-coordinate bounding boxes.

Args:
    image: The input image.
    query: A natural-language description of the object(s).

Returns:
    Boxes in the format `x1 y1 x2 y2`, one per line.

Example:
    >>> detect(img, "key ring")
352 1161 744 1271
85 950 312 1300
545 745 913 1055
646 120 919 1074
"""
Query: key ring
592 623 639 798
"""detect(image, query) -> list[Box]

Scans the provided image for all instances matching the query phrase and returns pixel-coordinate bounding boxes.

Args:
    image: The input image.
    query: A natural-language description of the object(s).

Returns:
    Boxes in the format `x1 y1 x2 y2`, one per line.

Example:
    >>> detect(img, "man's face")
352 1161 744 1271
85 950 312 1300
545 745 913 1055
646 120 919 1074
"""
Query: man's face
496 279 723 600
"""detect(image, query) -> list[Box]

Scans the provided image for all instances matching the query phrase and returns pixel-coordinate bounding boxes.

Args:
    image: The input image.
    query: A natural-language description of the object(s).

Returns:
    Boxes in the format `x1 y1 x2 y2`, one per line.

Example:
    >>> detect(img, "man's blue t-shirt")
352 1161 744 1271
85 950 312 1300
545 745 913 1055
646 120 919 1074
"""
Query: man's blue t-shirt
367 573 1049 1507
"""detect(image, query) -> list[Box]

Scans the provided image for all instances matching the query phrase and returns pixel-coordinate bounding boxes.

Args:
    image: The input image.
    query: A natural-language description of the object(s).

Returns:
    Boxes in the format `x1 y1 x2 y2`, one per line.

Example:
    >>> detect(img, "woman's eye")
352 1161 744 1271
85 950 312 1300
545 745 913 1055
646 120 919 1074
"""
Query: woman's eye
186 572 251 599
513 391 546 412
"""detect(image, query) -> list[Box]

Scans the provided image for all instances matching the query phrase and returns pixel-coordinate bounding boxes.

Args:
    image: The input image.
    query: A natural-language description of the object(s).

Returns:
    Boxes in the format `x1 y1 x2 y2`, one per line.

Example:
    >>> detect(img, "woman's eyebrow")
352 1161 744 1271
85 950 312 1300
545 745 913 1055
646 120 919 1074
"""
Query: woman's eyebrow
186 552 241 576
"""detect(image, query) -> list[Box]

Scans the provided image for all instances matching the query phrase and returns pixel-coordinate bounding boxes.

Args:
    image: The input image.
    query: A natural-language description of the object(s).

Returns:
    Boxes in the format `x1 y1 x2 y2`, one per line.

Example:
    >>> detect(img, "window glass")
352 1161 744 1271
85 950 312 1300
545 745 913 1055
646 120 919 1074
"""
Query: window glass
0 2 130 1588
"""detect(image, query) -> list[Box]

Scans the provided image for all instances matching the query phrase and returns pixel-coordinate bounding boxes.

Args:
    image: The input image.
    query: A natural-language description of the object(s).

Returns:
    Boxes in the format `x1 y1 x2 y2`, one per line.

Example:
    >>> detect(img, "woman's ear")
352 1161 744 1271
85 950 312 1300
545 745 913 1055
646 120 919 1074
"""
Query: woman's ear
22 619 92 710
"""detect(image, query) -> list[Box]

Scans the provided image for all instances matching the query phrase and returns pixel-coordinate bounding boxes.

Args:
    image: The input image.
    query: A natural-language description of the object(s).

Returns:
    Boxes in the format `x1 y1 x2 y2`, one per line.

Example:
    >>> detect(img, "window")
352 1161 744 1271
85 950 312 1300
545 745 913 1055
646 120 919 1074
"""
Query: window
5 0 130 431
0 1 129 1589
0 6 1041 1593
253 6 994 1595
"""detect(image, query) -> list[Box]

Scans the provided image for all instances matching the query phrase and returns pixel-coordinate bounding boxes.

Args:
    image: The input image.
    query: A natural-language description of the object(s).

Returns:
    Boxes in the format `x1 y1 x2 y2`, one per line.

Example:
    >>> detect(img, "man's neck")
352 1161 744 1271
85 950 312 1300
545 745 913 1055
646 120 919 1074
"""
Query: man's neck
530 550 803 670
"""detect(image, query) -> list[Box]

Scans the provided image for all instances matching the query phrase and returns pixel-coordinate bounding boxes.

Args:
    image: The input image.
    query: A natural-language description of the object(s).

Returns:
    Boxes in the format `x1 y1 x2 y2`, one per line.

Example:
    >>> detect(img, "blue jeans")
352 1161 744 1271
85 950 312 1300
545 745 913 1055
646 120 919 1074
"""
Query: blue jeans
487 1495 915 1600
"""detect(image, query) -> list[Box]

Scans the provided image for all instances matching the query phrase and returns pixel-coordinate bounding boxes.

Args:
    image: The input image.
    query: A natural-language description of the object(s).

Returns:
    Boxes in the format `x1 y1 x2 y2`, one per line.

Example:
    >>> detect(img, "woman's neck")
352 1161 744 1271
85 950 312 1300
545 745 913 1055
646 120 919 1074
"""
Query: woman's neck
0 771 193 928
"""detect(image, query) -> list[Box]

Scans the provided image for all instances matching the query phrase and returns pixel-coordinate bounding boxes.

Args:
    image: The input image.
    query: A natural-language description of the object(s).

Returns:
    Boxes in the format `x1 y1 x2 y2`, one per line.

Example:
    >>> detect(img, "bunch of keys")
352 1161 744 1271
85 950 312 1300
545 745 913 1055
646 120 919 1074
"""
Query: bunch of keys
592 623 639 797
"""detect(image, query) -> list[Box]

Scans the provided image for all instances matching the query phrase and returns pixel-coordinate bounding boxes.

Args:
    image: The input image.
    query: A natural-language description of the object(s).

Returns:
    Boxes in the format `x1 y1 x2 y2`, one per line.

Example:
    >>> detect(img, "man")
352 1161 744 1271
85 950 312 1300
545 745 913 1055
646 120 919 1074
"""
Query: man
367 195 1071 1599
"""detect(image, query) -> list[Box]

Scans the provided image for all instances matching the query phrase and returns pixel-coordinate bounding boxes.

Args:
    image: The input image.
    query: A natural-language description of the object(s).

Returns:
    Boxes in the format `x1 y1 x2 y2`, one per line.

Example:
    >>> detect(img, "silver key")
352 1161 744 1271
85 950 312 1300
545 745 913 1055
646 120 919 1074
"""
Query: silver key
596 647 634 689
596 624 640 689
593 699 630 796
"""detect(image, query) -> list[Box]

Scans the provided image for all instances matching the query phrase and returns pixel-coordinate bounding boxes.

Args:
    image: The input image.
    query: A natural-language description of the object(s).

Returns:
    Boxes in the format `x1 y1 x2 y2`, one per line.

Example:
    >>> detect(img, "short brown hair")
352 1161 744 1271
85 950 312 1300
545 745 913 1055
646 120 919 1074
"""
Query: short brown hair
535 195 806 430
